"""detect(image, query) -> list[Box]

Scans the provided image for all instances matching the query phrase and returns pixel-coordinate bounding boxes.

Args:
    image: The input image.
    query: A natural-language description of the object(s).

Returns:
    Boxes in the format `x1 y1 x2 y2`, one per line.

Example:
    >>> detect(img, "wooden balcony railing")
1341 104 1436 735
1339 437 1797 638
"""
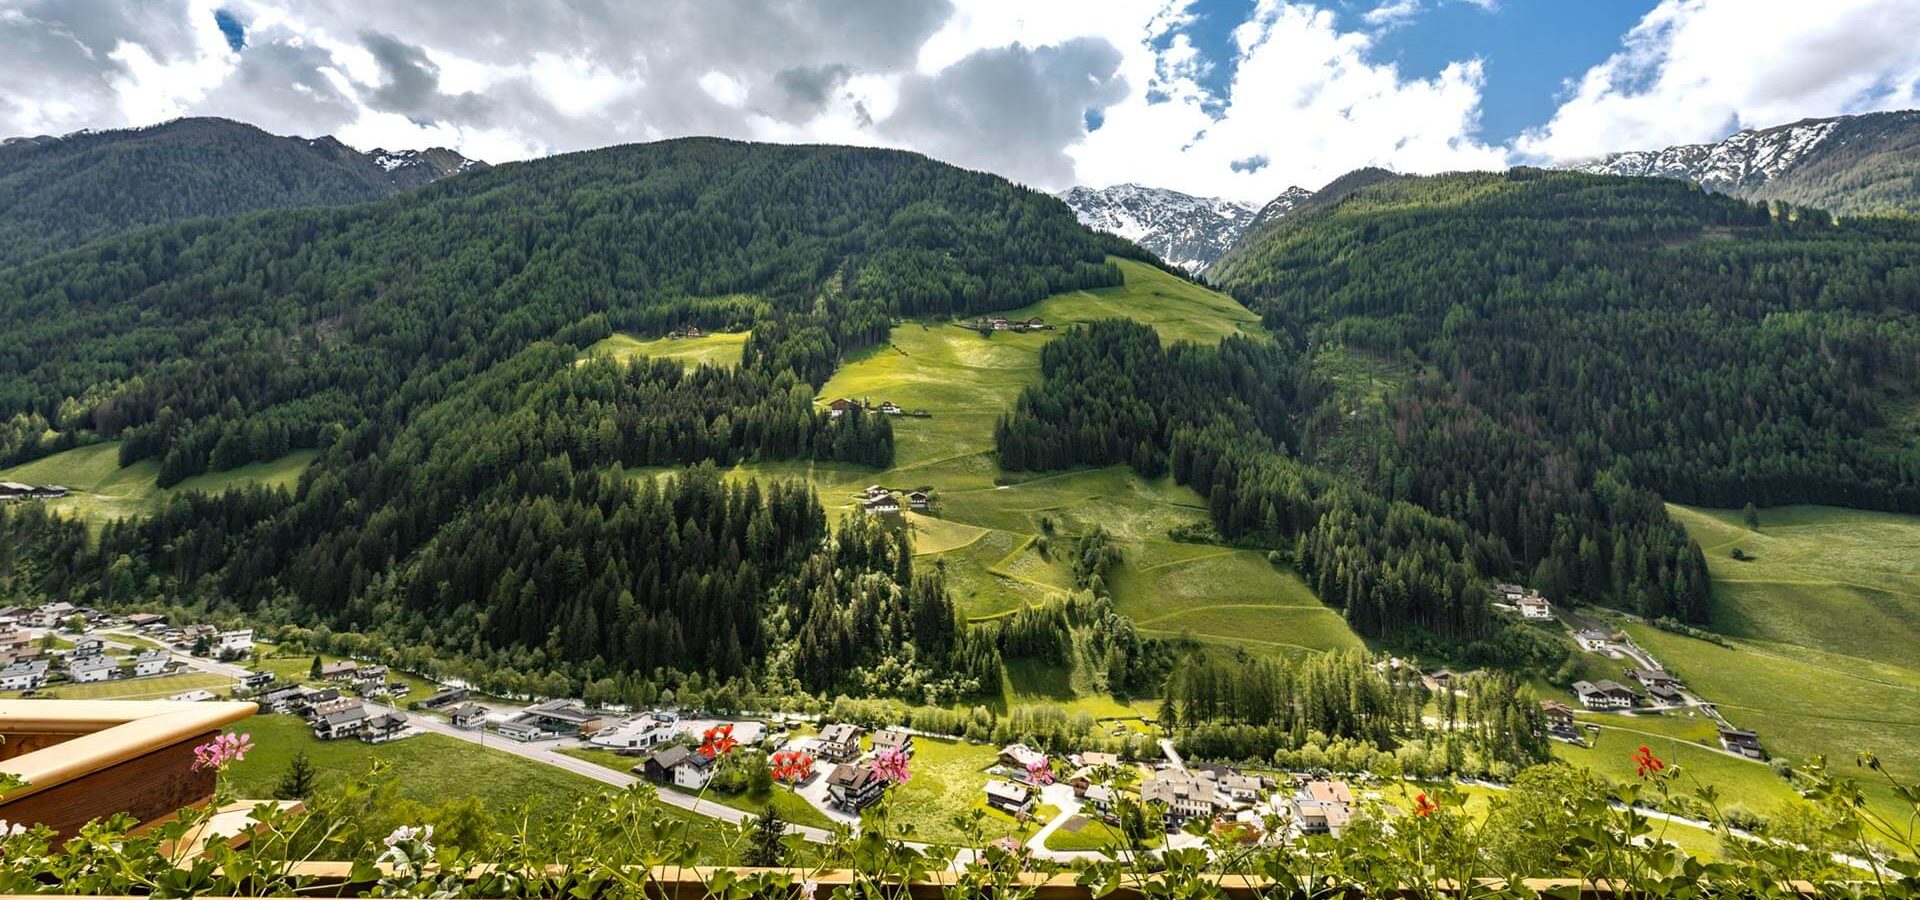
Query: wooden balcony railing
0 698 259 838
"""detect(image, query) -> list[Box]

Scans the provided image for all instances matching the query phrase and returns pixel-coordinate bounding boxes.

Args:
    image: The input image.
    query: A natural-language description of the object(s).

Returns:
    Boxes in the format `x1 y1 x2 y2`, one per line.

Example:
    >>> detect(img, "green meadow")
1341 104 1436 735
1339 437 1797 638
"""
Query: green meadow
225 714 746 859
1642 503 1920 822
0 441 316 531
729 258 1360 709
581 330 751 369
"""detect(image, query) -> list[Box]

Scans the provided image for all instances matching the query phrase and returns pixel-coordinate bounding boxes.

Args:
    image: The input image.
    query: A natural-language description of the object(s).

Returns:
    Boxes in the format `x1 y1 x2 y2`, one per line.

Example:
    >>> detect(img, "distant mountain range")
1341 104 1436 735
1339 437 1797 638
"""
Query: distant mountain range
1567 108 1920 217
1065 110 1920 271
0 117 485 266
1058 182 1311 273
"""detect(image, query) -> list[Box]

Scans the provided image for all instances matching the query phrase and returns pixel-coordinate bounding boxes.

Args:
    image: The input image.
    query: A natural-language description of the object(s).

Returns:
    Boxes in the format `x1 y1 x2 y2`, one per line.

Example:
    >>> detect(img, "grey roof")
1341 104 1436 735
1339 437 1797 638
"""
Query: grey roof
322 706 369 726
650 744 694 770
526 699 597 723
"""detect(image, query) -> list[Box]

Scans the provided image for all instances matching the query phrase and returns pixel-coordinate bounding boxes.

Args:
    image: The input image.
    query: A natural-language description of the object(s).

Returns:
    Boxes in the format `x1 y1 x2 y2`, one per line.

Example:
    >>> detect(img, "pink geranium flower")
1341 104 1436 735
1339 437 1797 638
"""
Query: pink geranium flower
191 732 253 772
1025 757 1054 785
868 746 911 784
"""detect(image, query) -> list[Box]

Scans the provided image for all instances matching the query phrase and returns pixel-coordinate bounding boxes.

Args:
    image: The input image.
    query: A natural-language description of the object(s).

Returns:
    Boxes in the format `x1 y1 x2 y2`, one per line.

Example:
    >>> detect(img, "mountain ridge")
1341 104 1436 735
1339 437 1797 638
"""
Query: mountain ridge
0 116 486 266
1566 108 1920 216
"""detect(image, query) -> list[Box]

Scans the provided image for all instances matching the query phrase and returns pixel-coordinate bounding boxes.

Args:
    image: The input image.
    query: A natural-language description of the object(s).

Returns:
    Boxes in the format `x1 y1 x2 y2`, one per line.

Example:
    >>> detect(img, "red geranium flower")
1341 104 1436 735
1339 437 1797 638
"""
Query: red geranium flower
1412 792 1437 817
772 749 815 782
700 723 739 759
1632 744 1666 779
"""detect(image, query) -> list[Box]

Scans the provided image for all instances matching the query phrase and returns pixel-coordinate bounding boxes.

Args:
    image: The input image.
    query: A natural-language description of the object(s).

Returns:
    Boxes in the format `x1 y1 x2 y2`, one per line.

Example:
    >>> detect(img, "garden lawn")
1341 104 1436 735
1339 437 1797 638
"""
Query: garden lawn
871 736 1015 847
1042 815 1161 852
557 747 837 830
4 671 228 700
225 715 743 855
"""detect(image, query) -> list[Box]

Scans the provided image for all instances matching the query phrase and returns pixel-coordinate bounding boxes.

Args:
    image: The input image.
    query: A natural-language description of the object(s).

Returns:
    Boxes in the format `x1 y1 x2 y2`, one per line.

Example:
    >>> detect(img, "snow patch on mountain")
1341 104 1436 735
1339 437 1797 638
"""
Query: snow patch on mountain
1569 119 1838 191
1059 183 1311 273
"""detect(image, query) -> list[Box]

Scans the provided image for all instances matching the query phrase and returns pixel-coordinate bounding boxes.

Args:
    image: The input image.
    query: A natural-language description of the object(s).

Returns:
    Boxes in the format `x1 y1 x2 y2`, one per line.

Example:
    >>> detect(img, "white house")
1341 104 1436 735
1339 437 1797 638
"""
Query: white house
1574 629 1612 652
132 649 171 677
28 602 76 629
169 689 217 702
1573 679 1639 710
68 655 118 683
588 713 677 750
71 636 106 658
0 660 48 691
216 629 255 655
1516 594 1552 619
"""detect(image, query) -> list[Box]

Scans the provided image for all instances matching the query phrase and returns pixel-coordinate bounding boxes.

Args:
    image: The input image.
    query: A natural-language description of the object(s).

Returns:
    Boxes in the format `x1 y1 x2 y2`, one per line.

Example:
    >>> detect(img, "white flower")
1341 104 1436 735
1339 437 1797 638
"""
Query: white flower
0 820 23 837
800 880 819 900
384 825 418 848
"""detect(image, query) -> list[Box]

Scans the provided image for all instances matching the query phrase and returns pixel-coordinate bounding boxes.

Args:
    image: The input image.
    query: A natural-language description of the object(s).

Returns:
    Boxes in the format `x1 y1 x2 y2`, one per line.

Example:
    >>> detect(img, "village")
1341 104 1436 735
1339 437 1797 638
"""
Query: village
1486 582 1768 761
0 585 1777 859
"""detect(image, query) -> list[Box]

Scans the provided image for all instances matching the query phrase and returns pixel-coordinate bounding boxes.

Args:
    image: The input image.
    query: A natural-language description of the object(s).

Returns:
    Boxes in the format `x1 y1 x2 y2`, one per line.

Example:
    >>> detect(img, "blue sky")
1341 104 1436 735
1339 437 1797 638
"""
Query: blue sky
5 0 1920 202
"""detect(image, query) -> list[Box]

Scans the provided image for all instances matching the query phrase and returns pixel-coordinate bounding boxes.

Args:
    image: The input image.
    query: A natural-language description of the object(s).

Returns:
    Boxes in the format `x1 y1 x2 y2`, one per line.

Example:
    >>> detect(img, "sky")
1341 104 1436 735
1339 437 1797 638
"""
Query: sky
5 0 1920 203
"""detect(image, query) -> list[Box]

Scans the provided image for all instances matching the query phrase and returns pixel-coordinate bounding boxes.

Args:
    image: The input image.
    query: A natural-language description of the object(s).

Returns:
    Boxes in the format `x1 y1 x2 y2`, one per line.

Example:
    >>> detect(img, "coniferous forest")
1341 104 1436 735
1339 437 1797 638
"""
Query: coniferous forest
1003 170 1920 645
0 138 1144 695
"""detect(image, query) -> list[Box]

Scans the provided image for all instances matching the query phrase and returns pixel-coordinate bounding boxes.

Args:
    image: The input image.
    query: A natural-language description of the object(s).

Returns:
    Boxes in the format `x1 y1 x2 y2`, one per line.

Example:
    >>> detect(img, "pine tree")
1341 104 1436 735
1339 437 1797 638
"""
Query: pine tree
310 655 324 679
746 804 786 866
274 751 318 800
1742 502 1761 530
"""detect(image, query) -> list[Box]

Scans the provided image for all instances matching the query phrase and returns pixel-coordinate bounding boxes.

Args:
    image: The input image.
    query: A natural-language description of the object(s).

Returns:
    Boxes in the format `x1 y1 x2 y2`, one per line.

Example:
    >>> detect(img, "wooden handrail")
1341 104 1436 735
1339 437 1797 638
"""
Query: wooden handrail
0 699 257 837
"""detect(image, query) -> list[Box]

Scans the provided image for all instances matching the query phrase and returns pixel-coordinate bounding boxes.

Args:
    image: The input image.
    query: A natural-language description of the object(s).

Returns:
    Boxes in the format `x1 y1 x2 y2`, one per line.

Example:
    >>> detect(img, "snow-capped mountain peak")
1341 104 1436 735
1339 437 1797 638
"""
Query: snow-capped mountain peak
1569 118 1838 191
1059 183 1309 273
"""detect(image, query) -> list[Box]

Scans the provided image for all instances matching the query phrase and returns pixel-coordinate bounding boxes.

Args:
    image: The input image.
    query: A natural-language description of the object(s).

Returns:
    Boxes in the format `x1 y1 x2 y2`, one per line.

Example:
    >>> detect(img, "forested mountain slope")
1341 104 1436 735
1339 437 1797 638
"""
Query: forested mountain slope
0 138 1142 698
1570 109 1920 218
0 117 483 267
1191 169 1919 630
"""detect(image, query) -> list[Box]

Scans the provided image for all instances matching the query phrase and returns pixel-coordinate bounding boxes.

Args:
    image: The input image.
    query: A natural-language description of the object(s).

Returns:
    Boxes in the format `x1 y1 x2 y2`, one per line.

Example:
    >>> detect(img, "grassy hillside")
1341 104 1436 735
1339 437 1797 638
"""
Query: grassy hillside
733 259 1358 694
1640 503 1920 820
582 330 752 369
1668 504 1920 668
0 442 315 531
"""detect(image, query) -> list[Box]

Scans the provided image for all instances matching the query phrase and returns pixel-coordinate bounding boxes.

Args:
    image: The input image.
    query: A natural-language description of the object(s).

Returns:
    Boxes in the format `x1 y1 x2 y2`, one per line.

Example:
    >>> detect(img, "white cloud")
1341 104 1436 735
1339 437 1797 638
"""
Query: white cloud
1069 1 1507 201
1517 0 1920 163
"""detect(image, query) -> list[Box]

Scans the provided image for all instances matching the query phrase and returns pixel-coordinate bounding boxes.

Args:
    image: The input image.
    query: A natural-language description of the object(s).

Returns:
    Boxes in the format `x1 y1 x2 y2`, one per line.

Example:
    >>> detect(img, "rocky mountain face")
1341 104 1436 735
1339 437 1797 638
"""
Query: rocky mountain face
1059 183 1312 273
0 117 486 265
1567 109 1920 216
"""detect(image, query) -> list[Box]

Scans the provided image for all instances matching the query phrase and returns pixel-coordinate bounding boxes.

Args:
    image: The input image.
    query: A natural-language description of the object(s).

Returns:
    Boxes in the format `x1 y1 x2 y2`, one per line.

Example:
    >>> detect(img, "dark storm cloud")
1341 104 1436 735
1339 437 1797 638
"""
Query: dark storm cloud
192 40 359 136
759 64 853 122
358 30 494 124
879 38 1127 185
1 0 1130 190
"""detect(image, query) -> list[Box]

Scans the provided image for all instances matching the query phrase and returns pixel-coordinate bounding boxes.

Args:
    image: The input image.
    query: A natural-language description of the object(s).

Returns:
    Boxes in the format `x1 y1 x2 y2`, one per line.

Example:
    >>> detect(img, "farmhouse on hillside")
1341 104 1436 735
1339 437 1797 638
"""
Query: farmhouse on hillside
1572 679 1639 709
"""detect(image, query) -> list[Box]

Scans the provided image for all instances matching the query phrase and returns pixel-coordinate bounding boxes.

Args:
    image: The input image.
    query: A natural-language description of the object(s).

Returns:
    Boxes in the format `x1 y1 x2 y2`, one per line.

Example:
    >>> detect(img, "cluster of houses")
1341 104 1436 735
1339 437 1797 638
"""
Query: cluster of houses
964 315 1048 334
0 481 68 502
316 659 410 699
0 623 174 692
259 682 410 743
1573 666 1690 710
824 397 920 419
665 325 705 339
857 484 931 516
1490 582 1553 620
